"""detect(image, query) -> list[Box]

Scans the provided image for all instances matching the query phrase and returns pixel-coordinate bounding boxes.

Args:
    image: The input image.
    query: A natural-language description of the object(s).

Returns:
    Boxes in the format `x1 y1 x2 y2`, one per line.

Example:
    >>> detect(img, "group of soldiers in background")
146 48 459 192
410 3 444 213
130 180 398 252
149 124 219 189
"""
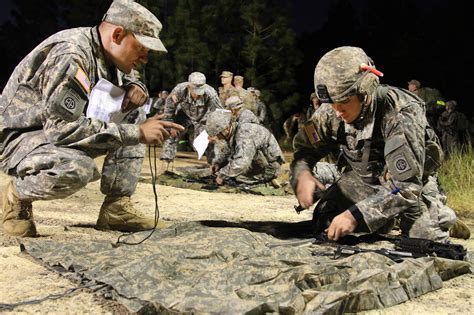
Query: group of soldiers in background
147 72 472 184
148 71 282 187
407 79 472 156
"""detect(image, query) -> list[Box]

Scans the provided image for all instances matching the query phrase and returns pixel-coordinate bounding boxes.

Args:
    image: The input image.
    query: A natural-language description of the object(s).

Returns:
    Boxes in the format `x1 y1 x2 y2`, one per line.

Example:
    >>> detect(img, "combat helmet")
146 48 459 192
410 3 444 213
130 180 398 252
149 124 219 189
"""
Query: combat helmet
205 110 232 137
314 46 383 103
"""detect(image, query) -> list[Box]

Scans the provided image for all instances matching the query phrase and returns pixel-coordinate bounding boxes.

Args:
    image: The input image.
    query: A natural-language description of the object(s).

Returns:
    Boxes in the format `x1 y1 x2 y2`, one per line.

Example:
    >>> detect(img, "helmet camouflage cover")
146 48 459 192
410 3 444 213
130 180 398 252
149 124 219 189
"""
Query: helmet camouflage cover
314 46 381 103
205 110 232 137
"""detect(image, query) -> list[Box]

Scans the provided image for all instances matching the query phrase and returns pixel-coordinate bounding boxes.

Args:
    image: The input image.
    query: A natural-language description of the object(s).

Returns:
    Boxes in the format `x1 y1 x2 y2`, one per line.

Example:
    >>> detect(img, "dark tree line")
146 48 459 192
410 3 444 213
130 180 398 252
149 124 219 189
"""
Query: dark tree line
1 0 473 136
296 0 473 119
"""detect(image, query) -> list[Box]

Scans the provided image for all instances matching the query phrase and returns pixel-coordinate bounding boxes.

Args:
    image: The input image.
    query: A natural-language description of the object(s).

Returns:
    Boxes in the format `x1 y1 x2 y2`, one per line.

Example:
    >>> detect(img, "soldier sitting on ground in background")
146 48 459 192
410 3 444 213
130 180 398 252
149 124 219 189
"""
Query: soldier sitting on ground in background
206 110 285 187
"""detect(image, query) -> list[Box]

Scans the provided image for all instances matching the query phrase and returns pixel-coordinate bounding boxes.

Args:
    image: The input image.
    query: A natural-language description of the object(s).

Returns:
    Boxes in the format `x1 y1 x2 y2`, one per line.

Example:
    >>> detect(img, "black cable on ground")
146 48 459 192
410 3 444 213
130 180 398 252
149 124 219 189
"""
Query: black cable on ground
116 144 161 246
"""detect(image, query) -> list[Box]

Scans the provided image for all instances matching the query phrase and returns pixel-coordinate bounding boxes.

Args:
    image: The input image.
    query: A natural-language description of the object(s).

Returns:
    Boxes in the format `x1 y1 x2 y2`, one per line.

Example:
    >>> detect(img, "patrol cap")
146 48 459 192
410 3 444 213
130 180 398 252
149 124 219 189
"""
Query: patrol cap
446 100 457 108
103 0 167 52
225 96 243 109
314 46 382 103
220 71 233 78
247 87 256 92
205 110 232 137
233 75 244 83
408 79 421 88
188 72 206 95
254 89 261 97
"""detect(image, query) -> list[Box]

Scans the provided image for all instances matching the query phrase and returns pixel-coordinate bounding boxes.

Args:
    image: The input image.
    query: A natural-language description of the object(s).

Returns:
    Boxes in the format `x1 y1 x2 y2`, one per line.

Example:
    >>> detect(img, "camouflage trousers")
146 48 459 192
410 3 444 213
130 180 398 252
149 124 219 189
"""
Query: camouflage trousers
1 134 145 201
313 167 456 242
160 120 214 163
0 110 146 201
233 160 281 185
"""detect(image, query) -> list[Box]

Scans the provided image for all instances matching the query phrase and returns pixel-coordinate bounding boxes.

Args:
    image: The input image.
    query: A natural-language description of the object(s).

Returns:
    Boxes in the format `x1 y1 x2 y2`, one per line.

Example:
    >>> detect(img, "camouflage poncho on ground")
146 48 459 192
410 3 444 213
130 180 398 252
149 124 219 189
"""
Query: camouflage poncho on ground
22 221 471 313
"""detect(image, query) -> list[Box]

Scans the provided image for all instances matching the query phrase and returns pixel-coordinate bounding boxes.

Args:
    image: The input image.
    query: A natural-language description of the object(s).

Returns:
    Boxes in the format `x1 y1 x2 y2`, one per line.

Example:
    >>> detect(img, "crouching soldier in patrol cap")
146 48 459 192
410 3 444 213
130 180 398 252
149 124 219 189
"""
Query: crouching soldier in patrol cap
291 46 463 242
0 0 184 237
206 110 285 186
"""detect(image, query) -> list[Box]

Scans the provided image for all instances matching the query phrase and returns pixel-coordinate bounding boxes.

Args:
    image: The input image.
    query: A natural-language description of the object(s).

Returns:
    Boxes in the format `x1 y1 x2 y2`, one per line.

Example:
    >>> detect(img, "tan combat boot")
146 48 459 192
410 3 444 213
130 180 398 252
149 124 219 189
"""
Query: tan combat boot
449 218 471 240
2 180 37 237
270 178 282 189
96 196 157 232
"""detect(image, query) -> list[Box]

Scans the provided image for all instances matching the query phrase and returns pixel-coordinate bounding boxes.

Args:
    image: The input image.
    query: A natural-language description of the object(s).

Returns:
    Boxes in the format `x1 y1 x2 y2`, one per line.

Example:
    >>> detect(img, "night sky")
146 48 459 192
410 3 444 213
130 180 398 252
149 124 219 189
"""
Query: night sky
1 0 472 117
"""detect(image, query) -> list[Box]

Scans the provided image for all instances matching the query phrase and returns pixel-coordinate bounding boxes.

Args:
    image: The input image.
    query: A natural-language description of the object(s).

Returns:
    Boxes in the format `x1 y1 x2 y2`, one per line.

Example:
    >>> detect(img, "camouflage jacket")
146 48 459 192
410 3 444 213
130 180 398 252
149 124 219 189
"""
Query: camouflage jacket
149 97 166 116
218 85 238 108
235 87 257 114
291 85 442 232
164 82 222 124
235 109 260 124
256 100 268 124
219 122 285 180
0 27 146 158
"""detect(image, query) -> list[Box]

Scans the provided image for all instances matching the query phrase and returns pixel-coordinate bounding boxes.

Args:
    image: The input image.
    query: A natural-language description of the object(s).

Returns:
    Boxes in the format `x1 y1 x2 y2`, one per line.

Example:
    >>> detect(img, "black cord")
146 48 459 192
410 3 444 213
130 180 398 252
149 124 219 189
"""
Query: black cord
0 283 106 311
0 148 161 310
115 144 161 246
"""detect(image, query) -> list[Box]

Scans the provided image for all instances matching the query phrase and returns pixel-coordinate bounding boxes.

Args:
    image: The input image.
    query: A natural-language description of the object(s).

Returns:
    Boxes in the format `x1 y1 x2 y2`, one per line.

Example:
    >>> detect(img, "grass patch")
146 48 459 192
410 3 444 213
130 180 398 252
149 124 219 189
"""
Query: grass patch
438 147 474 218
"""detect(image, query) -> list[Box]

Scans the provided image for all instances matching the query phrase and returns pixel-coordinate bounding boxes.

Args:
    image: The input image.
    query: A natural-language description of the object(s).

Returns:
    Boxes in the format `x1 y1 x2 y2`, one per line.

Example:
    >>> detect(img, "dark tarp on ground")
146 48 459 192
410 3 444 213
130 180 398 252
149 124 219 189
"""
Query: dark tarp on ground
22 221 471 314
142 167 293 196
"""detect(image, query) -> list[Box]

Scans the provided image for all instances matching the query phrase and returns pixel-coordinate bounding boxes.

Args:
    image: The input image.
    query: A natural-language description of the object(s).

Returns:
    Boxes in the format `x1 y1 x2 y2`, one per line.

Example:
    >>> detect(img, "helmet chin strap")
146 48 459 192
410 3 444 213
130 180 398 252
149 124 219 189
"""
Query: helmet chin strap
353 93 374 124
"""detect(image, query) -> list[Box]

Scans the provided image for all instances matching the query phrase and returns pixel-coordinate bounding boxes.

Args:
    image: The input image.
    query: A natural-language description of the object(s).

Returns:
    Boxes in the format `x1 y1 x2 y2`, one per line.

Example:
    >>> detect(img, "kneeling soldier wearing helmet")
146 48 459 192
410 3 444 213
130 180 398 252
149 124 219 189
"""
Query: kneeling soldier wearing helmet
291 46 469 242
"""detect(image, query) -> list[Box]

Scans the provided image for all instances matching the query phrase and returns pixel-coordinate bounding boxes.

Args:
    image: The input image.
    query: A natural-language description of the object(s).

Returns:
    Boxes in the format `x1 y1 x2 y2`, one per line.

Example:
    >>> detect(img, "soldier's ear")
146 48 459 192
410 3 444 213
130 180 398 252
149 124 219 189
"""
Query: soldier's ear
111 26 127 44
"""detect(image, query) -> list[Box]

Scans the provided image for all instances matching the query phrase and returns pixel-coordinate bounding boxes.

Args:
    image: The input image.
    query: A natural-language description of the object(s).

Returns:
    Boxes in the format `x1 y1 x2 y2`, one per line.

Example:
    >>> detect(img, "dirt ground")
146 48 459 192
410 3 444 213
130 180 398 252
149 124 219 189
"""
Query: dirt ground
0 149 473 314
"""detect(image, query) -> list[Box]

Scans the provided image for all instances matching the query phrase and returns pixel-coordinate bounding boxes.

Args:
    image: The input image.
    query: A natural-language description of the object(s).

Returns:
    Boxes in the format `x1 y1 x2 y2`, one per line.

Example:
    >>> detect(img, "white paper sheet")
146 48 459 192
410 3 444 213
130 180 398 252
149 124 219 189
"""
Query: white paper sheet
193 130 210 160
86 78 127 123
142 98 152 114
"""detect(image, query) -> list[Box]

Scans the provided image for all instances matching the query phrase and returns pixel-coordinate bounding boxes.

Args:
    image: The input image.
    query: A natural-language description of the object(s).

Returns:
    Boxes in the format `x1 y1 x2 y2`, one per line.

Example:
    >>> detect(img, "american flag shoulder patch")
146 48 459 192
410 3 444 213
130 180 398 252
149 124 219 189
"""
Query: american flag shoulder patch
304 121 321 145
74 66 91 94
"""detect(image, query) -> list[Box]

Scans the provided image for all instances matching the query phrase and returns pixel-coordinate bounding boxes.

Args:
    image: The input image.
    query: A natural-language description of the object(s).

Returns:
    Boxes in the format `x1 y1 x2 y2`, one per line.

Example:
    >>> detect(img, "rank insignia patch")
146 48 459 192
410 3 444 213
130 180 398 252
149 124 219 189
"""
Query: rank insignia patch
304 121 321 145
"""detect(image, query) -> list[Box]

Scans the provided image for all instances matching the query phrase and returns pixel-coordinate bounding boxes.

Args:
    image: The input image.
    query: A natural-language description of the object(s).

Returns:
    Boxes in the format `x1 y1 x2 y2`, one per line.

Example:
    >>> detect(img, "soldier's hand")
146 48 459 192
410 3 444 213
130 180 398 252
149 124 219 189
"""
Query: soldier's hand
139 116 184 145
170 129 180 138
171 93 178 103
325 210 357 241
210 164 220 174
296 170 325 209
122 84 148 113
215 176 224 185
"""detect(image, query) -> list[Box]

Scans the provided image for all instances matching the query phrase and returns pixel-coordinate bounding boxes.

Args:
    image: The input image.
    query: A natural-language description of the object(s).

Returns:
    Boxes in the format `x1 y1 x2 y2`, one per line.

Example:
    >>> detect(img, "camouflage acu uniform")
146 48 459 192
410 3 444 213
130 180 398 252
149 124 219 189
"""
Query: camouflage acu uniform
218 122 285 184
255 99 268 124
437 108 471 154
291 85 456 242
160 82 222 161
0 27 148 201
235 87 257 115
148 97 166 117
218 86 238 108
235 108 260 124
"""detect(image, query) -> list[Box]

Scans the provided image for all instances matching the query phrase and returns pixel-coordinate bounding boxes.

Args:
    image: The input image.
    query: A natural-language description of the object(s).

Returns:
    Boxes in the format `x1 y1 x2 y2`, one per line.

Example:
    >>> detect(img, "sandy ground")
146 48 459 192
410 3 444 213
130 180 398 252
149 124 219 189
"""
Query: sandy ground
0 149 473 314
